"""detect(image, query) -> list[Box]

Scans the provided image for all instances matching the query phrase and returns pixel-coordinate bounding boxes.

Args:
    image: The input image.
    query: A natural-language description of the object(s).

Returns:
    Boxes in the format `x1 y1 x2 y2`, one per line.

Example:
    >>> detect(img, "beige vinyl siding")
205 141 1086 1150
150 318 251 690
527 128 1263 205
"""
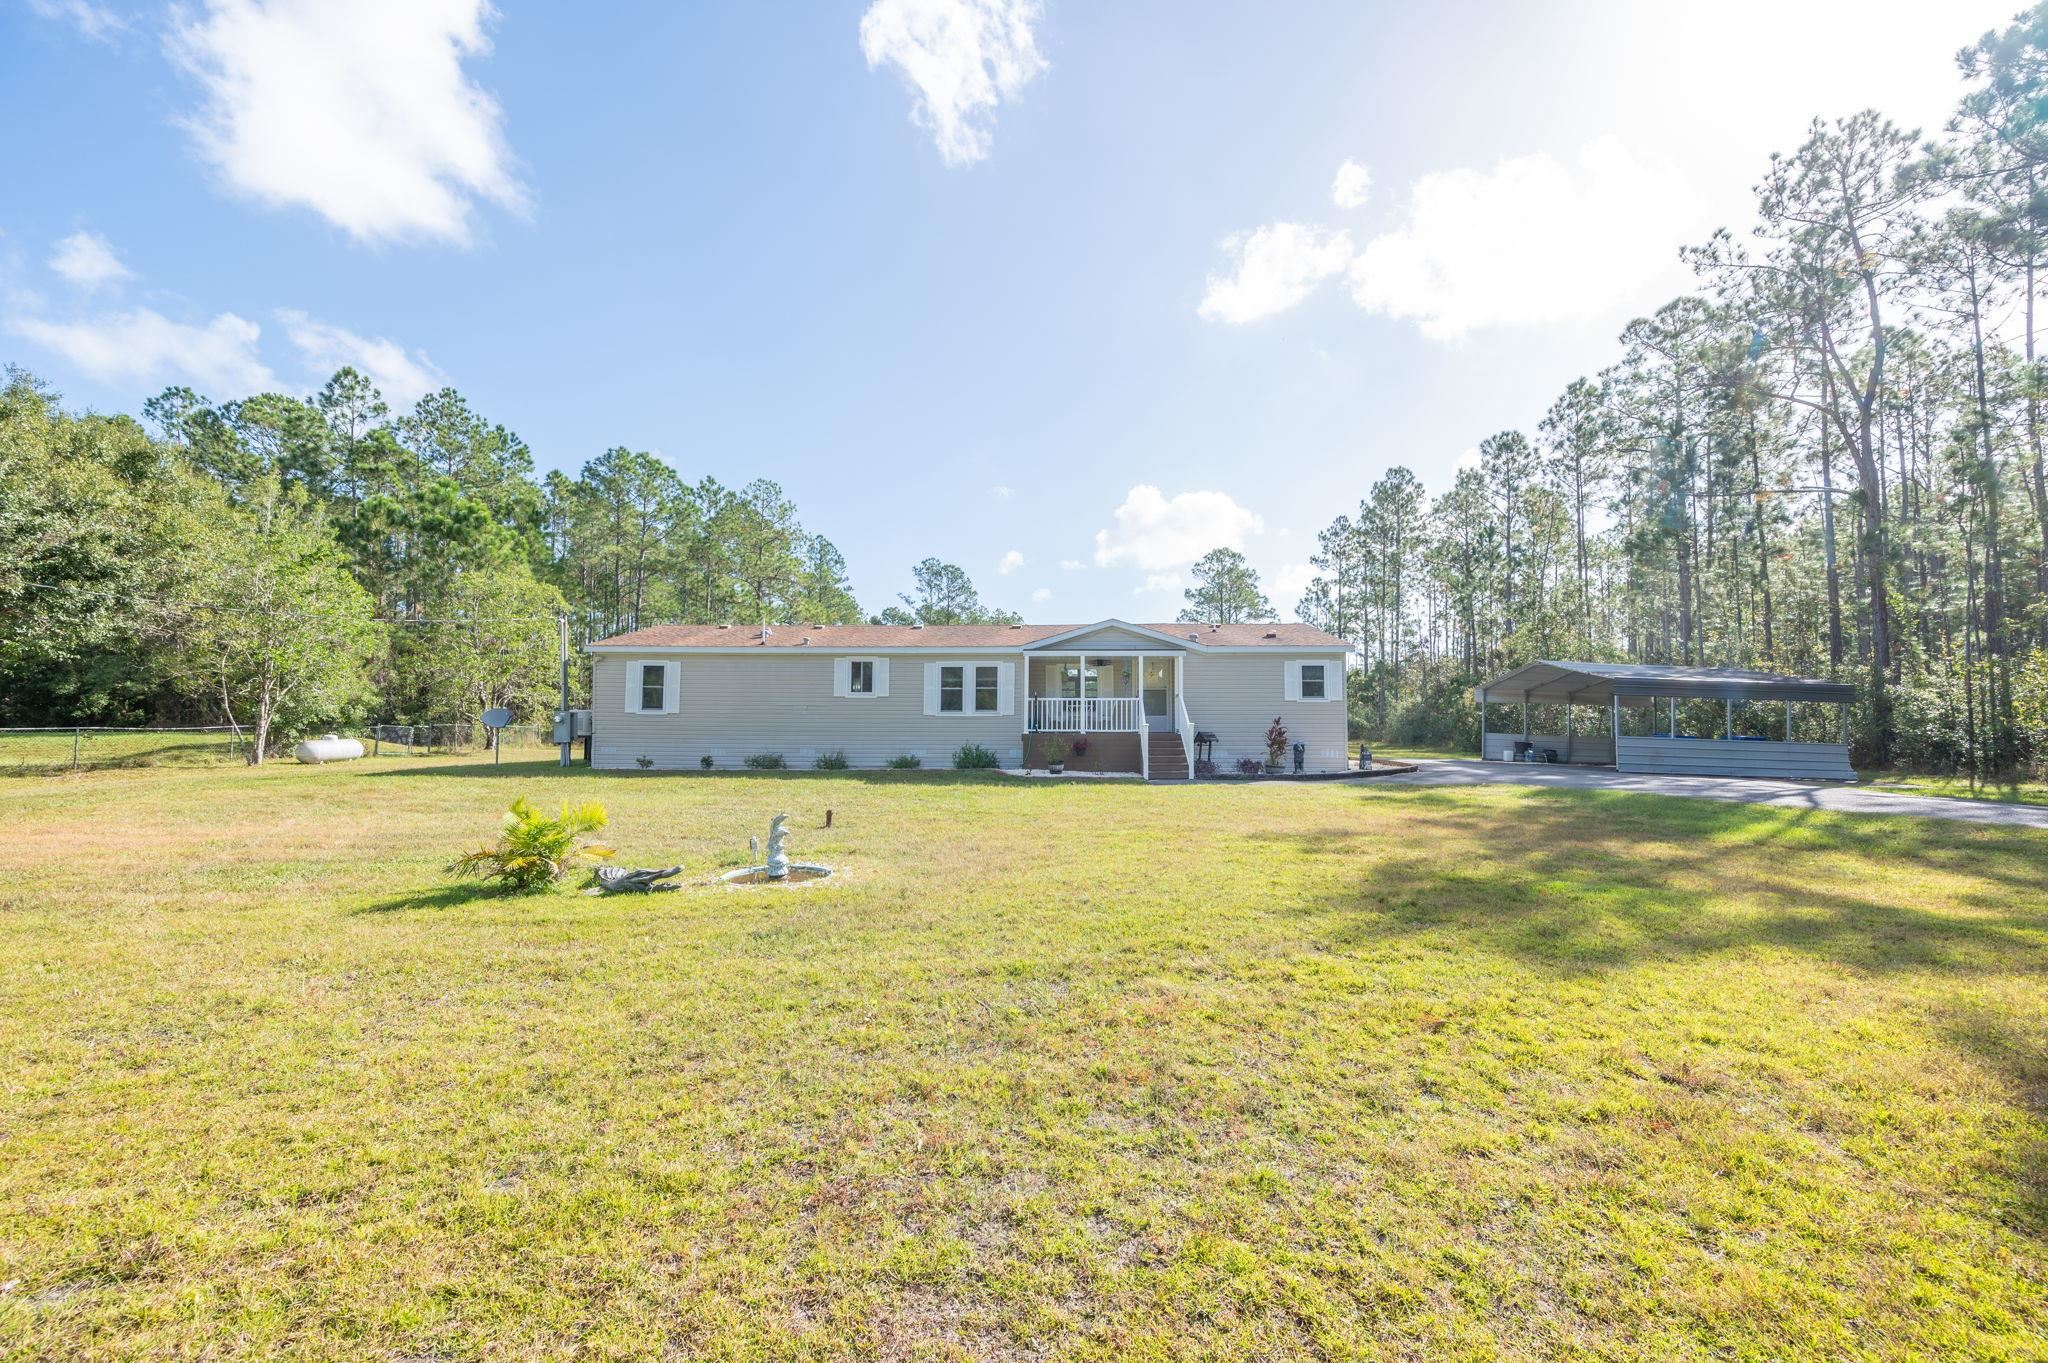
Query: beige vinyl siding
1180 651 1349 772
1030 626 1186 653
590 654 1023 771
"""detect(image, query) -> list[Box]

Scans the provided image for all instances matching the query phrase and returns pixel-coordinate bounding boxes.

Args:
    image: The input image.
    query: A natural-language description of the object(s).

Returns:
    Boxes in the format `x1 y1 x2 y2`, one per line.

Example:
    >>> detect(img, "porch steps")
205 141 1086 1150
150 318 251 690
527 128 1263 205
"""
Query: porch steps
1147 731 1190 781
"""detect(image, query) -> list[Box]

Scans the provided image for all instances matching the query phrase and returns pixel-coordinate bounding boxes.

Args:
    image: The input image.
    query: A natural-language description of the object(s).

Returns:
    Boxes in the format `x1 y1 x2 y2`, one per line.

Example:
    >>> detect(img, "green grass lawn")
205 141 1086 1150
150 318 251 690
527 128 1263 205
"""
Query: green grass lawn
1861 771 2048 808
2 758 2044 1361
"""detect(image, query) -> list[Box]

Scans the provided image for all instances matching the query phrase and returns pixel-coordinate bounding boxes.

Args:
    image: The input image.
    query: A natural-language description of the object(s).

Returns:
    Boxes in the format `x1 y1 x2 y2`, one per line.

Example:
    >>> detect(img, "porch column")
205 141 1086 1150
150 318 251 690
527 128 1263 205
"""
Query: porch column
1077 653 1087 733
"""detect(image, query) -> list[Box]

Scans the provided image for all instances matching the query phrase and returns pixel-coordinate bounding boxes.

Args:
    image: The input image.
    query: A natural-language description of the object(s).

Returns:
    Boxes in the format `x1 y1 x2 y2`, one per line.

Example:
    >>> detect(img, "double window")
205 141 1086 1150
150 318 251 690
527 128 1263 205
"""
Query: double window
937 663 1002 714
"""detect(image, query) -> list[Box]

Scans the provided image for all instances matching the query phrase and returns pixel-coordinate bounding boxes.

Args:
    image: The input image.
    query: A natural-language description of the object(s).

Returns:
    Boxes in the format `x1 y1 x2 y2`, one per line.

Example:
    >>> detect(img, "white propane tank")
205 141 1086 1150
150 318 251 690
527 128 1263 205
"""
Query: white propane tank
292 733 365 764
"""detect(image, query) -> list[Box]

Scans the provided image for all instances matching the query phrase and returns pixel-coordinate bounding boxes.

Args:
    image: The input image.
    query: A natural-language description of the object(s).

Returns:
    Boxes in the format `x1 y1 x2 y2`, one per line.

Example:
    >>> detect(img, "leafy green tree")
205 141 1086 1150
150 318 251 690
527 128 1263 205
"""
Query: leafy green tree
174 480 384 762
881 557 1019 625
1177 547 1274 624
389 564 567 727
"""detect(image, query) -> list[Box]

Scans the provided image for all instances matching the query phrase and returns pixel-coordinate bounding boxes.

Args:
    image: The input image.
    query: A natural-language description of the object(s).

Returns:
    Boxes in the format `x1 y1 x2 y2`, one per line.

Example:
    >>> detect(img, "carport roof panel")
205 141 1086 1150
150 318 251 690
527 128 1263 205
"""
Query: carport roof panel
1475 660 1855 705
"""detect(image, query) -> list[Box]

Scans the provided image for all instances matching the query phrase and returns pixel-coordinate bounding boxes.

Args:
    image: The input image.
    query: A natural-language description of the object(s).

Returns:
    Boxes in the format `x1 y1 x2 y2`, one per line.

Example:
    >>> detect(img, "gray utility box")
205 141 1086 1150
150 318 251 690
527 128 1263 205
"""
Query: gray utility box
551 709 593 744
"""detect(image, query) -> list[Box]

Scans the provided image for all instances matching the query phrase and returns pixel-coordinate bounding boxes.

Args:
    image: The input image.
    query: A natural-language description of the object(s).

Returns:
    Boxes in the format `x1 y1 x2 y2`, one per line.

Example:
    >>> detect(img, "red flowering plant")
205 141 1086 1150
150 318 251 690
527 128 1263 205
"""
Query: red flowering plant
1265 717 1289 767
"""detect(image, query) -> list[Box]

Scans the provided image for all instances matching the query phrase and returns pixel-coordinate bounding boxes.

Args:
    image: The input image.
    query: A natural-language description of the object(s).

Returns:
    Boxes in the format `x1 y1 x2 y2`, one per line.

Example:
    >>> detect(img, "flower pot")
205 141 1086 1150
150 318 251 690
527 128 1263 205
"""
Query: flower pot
1048 761 1065 775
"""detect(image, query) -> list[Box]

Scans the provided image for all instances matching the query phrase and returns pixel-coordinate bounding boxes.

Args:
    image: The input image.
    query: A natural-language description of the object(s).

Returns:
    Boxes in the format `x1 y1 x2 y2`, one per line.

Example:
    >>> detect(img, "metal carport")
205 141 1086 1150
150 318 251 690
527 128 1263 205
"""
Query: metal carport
1474 661 1856 781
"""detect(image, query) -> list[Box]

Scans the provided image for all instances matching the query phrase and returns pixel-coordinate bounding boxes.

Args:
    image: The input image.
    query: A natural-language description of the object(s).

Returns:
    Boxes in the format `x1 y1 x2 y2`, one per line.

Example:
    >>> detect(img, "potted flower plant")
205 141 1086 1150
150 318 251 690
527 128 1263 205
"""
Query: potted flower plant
1046 744 1065 775
1265 717 1289 774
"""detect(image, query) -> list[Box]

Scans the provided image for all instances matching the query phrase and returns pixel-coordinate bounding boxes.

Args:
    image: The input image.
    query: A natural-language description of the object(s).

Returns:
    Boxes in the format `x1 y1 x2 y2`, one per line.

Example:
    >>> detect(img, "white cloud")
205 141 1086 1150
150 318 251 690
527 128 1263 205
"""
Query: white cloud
1094 485 1265 572
276 309 446 407
1331 159 1371 209
7 307 275 395
992 484 1013 499
859 0 1046 167
1271 561 1317 604
1198 223 1353 325
48 231 132 291
997 548 1024 575
1030 586 1050 603
1456 447 1480 471
1138 573 1183 595
1347 136 1697 339
28 0 127 41
166 0 526 246
1058 559 1082 571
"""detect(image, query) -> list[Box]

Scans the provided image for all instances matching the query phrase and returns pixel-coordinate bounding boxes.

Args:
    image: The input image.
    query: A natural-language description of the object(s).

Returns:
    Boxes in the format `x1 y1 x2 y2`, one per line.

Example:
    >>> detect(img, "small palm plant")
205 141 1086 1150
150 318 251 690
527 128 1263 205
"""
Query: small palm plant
452 797 615 893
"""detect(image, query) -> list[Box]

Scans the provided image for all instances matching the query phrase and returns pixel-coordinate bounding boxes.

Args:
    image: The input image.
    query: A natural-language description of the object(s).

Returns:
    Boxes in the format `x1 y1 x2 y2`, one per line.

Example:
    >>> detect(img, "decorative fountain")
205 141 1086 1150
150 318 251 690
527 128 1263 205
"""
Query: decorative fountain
720 813 833 886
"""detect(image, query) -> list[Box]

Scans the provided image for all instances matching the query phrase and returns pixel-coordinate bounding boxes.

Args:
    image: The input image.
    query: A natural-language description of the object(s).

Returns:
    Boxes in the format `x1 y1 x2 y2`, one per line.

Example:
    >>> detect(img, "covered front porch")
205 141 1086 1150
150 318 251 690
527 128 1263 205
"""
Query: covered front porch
1021 647 1189 779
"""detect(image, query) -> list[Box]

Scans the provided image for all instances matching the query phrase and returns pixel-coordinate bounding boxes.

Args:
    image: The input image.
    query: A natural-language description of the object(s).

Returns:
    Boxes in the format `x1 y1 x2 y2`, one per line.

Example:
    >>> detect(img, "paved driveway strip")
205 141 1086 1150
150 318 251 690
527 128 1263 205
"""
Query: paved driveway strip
1386 759 2048 830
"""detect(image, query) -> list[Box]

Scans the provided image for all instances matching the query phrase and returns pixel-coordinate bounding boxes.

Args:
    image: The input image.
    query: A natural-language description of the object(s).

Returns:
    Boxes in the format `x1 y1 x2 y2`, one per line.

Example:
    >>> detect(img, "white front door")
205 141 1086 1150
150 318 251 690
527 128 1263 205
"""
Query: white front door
1142 658 1174 723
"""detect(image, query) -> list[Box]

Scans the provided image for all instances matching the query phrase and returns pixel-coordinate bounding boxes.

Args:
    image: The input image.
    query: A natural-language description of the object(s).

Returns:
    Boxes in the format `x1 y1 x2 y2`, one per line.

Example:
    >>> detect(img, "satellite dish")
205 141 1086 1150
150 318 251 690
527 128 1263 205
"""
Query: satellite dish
481 707 513 729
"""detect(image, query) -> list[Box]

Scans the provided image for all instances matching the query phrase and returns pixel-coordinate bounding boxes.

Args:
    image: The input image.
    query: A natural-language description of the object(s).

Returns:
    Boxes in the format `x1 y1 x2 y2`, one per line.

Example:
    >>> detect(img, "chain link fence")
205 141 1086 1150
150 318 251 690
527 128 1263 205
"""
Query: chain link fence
2 723 561 774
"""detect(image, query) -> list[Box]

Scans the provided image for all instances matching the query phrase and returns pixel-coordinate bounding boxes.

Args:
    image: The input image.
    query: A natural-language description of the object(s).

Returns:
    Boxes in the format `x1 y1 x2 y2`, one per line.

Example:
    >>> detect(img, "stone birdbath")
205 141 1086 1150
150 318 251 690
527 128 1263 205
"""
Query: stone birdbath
720 813 833 885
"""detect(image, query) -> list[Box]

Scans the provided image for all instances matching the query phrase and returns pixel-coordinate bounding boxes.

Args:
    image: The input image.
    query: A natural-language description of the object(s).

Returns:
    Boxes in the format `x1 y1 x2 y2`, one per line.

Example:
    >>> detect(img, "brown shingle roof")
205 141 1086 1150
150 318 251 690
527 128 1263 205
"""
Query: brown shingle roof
587 621 1348 650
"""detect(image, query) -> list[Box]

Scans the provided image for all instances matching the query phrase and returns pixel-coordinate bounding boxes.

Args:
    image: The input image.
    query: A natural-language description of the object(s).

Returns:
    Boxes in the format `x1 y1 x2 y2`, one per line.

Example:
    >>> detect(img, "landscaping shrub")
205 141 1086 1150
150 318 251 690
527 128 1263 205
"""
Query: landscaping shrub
952 743 1000 770
886 753 923 769
813 750 849 770
451 797 614 894
1194 758 1218 778
1236 756 1264 776
1265 717 1289 767
699 755 714 769
744 752 787 770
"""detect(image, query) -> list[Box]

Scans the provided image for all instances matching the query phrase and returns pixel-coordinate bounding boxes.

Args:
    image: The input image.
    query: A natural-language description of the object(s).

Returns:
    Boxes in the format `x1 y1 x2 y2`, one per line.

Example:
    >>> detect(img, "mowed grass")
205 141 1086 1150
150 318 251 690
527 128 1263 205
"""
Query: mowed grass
1863 771 2048 808
1 759 2044 1362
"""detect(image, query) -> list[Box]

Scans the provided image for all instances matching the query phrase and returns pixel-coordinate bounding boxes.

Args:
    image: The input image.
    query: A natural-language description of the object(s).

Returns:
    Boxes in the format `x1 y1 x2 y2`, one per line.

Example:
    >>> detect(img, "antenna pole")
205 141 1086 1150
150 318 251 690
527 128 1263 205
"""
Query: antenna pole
558 613 573 769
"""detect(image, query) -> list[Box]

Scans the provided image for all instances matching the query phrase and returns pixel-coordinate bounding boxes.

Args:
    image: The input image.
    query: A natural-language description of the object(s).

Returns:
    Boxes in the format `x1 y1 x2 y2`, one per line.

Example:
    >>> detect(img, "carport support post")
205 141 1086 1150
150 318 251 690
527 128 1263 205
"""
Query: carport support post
1839 702 1848 745
1724 698 1733 739
1521 697 1529 744
1668 697 1677 737
1477 687 1487 758
1785 703 1793 742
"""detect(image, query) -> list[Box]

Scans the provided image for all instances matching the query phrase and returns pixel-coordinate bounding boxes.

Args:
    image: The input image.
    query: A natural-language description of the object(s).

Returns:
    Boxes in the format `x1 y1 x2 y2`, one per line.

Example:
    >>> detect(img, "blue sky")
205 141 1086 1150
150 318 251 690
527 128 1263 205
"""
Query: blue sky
0 0 2023 621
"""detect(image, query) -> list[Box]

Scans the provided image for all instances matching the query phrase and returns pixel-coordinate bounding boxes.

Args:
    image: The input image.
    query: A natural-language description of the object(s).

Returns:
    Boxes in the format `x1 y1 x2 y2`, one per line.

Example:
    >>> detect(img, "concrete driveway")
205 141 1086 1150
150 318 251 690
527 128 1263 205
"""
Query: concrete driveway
1385 759 2048 830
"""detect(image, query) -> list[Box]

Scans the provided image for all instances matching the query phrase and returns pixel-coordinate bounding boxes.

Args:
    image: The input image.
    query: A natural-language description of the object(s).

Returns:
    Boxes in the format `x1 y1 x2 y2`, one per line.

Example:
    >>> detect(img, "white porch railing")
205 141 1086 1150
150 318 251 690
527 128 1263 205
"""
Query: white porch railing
1027 696 1144 732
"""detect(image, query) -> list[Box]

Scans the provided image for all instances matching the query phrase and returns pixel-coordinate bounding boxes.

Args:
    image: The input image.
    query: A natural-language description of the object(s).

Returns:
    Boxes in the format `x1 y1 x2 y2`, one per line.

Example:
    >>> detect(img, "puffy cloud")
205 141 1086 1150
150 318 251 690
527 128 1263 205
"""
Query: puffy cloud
276 309 446 407
1271 561 1317 605
48 231 132 290
860 0 1046 167
1094 485 1264 572
7 307 275 395
997 548 1024 575
1137 573 1183 596
1347 136 1696 339
1058 559 1082 571
28 0 127 41
1331 159 1371 209
1456 447 1480 471
992 484 1013 499
166 0 526 246
1198 223 1352 325
1029 586 1050 603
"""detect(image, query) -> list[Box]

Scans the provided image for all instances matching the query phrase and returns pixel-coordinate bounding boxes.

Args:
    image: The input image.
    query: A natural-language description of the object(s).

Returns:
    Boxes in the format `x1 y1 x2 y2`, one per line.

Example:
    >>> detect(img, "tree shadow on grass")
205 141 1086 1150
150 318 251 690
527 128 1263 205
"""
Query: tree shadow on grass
362 765 1038 787
350 882 511 914
1943 1002 2048 1240
1254 785 2048 981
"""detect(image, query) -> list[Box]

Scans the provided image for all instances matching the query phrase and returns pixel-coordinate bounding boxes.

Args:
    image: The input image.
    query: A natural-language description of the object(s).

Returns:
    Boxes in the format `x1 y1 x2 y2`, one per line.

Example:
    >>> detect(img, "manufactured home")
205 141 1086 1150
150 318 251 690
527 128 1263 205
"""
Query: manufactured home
585 619 1351 778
